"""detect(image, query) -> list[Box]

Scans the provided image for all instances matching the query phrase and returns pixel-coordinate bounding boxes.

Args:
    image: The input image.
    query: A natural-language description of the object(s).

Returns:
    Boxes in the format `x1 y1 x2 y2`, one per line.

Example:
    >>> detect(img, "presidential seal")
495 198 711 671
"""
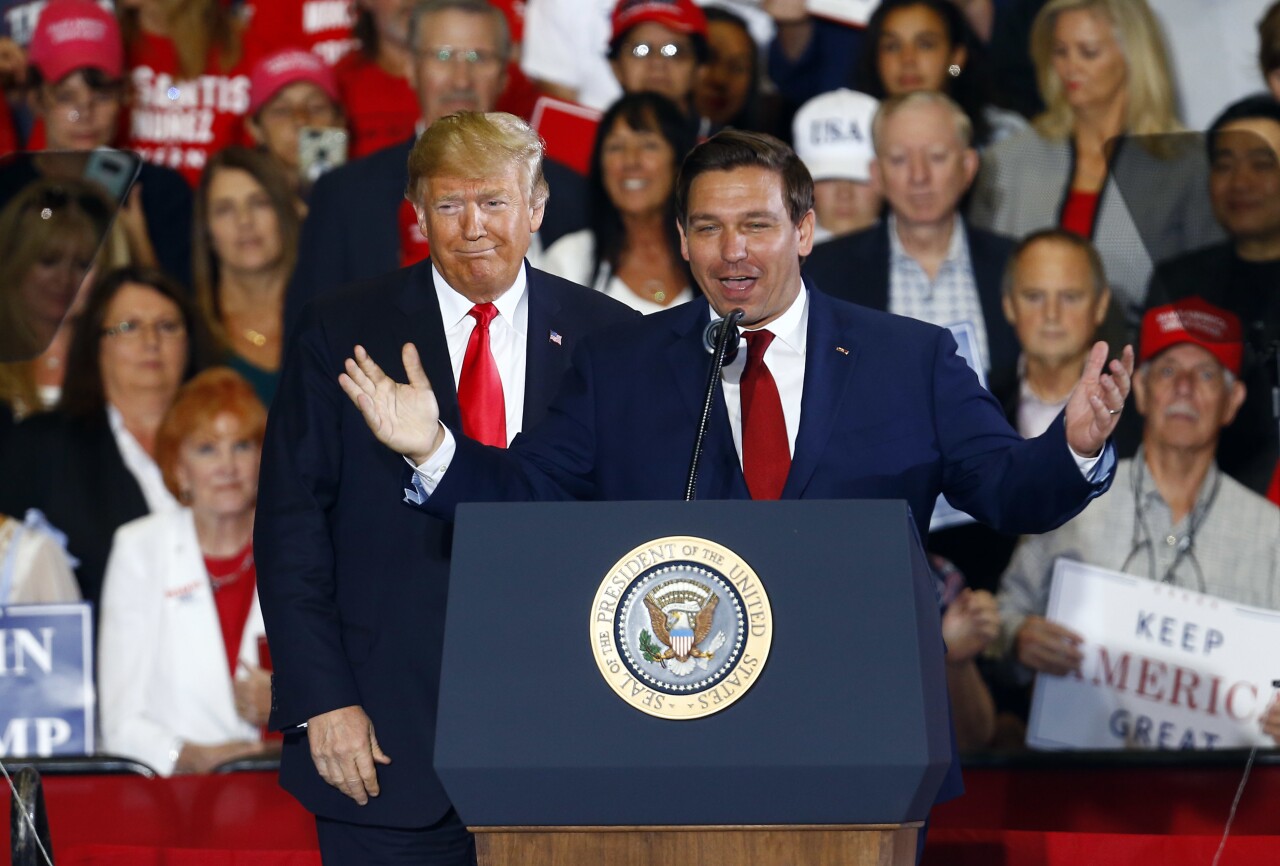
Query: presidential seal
589 536 772 720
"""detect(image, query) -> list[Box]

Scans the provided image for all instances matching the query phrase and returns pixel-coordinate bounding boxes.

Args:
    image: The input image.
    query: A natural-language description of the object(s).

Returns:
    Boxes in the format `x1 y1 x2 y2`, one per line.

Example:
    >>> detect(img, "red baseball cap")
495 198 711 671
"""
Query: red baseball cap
28 0 123 83
1139 296 1243 376
249 48 340 116
610 0 708 44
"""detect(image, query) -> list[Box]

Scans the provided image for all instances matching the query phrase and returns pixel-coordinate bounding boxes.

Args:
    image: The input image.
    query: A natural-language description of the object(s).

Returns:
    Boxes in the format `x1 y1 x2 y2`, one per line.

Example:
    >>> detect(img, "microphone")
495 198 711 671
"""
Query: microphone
702 314 742 364
685 309 745 501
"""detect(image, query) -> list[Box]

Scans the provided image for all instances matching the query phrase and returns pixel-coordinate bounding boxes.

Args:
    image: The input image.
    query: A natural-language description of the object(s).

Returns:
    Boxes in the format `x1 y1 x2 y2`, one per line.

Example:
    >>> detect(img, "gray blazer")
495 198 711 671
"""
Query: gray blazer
969 129 1224 323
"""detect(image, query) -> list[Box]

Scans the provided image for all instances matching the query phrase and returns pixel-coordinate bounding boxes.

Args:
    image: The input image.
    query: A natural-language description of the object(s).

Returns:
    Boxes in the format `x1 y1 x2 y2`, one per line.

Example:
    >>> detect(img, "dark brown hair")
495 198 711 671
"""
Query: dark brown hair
675 129 813 229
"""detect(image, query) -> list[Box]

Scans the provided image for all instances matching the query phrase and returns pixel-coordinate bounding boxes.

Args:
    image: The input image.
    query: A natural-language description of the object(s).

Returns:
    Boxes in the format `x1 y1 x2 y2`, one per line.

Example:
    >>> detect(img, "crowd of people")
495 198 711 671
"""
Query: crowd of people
0 0 1277 850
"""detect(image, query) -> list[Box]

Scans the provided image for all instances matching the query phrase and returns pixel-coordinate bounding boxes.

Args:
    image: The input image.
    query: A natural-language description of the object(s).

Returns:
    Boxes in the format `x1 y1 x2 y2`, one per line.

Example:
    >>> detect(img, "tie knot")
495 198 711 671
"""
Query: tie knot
744 329 775 363
469 303 498 328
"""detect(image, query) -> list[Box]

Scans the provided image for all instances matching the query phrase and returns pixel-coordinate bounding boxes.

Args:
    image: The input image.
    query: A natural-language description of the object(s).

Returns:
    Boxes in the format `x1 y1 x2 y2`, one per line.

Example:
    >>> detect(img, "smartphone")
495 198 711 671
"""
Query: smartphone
82 149 141 205
299 126 349 184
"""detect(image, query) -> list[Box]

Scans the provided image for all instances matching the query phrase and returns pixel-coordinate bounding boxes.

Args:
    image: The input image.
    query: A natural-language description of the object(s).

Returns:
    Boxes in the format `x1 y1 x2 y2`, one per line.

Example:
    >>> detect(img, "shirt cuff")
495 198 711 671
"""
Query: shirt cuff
1069 440 1114 482
403 424 455 503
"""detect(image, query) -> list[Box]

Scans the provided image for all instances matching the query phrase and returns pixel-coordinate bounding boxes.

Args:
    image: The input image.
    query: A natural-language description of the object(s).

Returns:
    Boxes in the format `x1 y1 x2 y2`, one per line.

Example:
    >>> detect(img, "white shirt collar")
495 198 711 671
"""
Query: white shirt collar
887 213 969 269
432 261 529 329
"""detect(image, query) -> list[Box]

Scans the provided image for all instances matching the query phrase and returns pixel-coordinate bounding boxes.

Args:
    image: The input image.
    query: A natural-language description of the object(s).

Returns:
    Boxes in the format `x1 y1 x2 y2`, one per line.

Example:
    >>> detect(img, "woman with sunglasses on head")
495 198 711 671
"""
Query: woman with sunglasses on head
1 0 194 286
0 266 213 611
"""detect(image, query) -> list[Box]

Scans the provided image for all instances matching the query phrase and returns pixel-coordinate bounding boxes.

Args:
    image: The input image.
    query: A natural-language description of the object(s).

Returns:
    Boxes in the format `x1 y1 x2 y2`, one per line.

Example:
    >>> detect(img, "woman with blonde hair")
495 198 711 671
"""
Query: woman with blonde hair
99 367 272 775
192 146 300 404
970 0 1223 329
0 178 113 423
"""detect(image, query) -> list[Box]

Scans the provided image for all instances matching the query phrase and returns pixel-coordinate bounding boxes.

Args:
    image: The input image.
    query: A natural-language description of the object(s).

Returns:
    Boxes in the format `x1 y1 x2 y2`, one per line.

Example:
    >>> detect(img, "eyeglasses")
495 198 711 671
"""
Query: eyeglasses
101 318 187 341
417 45 503 69
626 42 689 61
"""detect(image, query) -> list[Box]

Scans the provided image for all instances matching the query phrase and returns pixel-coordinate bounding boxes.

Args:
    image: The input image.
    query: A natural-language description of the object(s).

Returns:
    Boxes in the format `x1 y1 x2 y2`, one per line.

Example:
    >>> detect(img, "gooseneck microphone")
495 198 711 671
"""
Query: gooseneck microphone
685 308 745 501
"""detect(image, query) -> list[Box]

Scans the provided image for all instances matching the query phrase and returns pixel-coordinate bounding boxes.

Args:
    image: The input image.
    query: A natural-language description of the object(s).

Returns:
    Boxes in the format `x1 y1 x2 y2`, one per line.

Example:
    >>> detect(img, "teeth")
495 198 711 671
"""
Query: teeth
621 179 647 190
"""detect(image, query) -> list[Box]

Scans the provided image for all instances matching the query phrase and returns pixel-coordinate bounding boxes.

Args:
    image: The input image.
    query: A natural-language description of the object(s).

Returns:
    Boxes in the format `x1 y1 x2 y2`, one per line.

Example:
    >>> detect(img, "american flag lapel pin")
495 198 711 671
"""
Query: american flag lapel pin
836 346 849 355
549 330 563 346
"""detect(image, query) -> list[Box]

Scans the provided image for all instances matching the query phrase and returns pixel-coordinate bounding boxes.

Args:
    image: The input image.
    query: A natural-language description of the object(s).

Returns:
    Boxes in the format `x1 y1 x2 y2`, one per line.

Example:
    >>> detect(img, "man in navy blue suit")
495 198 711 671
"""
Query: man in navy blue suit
255 111 634 865
337 128 1134 814
342 129 1132 525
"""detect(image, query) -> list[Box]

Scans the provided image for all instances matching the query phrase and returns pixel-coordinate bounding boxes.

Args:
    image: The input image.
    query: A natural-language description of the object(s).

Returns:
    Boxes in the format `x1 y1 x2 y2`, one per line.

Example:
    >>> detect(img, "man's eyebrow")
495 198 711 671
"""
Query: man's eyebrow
687 210 781 222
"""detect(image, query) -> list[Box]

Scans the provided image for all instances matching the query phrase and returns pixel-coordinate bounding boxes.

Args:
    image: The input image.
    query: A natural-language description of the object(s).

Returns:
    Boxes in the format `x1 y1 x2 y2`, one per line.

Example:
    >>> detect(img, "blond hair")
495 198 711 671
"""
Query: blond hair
405 111 548 209
1030 0 1180 141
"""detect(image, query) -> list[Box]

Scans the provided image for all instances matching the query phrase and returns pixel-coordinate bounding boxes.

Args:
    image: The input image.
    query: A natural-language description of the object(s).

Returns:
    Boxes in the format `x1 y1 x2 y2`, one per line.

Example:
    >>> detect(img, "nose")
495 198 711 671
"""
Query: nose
908 152 929 184
460 201 485 240
450 56 475 89
720 227 747 262
1044 294 1061 323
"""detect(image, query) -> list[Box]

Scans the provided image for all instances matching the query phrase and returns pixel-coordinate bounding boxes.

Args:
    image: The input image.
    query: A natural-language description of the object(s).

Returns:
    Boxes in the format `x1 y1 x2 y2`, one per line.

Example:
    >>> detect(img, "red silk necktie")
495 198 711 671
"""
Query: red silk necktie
457 303 507 447
740 330 789 500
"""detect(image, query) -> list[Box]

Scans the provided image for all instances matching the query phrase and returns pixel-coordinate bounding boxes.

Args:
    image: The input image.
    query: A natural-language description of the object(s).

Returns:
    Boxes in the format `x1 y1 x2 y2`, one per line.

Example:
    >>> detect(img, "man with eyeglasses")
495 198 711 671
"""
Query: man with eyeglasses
286 0 587 333
995 296 1280 742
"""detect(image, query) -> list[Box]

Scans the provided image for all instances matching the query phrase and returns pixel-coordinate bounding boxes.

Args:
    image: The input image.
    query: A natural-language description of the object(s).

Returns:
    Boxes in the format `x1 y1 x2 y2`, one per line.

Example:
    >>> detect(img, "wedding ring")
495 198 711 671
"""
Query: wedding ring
1107 408 1121 415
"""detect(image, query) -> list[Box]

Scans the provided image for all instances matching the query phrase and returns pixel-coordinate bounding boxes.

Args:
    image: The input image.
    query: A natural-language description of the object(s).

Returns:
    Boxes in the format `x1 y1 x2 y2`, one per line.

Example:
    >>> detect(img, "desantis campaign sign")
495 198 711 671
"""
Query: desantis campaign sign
0 603 94 757
1027 560 1279 750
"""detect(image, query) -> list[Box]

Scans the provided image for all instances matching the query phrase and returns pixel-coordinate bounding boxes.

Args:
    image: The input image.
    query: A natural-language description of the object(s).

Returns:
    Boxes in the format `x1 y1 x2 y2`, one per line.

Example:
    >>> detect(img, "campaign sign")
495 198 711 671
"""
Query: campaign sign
807 0 881 27
1028 560 1279 750
0 603 94 757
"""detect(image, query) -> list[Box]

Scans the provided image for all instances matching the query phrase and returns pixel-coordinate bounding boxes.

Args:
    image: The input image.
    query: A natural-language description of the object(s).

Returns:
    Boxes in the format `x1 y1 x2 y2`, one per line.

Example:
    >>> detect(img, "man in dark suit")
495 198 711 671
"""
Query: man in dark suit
255 112 634 864
285 0 586 334
804 91 1019 395
338 132 1135 822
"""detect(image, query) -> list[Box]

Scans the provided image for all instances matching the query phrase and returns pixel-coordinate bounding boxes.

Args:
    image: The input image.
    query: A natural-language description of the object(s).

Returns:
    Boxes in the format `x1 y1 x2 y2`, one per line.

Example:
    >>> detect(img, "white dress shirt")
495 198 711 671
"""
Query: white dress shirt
432 261 529 446
107 403 179 514
719 284 808 463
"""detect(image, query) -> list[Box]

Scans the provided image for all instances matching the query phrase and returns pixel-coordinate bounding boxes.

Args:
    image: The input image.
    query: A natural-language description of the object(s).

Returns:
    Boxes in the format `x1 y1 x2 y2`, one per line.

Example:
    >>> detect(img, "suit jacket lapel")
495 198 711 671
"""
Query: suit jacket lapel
394 260 462 431
522 266 567 429
664 299 748 499
783 290 859 498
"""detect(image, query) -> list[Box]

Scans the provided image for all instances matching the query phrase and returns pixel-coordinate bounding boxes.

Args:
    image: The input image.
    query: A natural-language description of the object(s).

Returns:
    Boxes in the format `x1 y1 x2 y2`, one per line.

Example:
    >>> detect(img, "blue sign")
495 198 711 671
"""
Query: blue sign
0 603 94 757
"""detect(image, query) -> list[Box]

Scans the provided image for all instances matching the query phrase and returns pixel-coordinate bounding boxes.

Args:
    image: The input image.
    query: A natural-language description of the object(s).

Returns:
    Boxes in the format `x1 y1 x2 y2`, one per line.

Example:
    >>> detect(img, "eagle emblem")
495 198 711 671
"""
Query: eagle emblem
639 578 727 676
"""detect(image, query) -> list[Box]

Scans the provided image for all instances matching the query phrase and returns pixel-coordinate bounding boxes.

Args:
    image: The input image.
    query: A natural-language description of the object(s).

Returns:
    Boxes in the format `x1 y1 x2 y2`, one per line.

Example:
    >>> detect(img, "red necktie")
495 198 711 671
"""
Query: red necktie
457 303 507 447
740 330 789 500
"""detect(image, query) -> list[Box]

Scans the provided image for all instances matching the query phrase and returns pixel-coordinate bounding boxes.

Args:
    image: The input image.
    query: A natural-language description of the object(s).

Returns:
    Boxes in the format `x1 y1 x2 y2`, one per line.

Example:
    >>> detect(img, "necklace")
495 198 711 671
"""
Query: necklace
207 545 254 592
642 279 668 304
243 328 269 348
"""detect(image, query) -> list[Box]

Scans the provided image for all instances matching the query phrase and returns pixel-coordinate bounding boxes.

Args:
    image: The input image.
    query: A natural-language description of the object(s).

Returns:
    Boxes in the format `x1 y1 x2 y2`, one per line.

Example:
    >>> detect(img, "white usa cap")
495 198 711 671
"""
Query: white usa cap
793 88 879 183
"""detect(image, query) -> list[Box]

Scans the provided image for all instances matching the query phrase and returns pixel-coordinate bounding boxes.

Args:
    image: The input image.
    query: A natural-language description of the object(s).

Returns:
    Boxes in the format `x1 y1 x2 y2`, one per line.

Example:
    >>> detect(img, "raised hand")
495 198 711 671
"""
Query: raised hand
1064 341 1135 458
339 343 443 464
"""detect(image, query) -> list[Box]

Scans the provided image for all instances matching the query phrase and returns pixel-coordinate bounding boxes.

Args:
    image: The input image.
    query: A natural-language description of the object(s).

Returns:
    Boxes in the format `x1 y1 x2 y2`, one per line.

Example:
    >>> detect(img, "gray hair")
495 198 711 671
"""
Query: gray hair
407 0 511 63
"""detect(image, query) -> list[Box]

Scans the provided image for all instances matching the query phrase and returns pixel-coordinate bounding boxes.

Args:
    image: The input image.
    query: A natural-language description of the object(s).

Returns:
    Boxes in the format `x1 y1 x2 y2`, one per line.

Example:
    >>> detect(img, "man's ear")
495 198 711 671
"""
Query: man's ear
1132 366 1149 418
1221 378 1247 427
677 218 690 261
1002 291 1016 326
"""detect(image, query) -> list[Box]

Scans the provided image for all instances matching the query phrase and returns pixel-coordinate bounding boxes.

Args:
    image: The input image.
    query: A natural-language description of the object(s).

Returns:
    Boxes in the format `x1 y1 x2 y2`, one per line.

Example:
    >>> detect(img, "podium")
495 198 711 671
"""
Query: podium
436 500 951 865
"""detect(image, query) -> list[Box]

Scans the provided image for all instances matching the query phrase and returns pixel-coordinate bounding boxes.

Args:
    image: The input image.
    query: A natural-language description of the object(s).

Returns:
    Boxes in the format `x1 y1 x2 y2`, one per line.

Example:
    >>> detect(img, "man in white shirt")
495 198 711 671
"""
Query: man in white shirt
1002 229 1112 438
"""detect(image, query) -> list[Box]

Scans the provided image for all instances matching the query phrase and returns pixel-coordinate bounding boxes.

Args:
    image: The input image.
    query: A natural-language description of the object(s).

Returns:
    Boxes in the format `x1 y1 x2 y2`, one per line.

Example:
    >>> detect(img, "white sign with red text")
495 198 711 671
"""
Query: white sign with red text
1027 559 1280 751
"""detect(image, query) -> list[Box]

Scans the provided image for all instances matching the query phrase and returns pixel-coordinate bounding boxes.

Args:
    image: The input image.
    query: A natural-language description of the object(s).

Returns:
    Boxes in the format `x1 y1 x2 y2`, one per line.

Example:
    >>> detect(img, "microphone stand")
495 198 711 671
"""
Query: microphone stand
685 309 744 501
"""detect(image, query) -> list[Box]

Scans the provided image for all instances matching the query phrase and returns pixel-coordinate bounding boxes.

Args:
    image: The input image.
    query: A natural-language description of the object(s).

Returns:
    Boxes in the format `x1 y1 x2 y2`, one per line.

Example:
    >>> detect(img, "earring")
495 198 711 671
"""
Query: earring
948 64 962 77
